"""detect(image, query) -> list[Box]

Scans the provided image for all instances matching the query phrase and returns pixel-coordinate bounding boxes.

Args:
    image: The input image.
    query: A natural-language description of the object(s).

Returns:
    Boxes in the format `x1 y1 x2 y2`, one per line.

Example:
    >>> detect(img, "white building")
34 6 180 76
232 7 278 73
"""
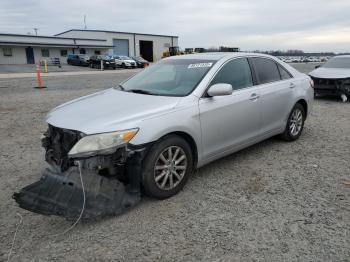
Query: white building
0 29 179 65
0 33 113 65
55 29 179 62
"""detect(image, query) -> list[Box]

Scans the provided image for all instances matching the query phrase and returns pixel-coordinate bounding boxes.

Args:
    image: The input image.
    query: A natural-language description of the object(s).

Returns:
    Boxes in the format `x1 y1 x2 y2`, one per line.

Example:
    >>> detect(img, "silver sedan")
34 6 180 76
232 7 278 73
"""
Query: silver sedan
47 52 314 198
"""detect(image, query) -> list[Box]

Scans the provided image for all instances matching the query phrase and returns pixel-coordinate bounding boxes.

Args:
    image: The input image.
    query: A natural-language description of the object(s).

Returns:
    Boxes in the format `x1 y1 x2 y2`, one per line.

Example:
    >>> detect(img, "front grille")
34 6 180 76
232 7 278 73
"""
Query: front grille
312 77 348 86
43 125 82 171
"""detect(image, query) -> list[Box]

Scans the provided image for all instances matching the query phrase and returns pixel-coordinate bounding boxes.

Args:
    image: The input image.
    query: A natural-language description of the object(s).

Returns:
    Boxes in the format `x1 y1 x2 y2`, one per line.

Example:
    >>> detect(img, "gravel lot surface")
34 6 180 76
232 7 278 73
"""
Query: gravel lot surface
0 63 349 261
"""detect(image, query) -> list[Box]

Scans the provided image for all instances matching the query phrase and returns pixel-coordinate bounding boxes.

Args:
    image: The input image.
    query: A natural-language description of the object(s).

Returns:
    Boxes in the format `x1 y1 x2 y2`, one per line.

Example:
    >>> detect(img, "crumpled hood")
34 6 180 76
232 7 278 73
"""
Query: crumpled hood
46 88 181 134
309 67 350 79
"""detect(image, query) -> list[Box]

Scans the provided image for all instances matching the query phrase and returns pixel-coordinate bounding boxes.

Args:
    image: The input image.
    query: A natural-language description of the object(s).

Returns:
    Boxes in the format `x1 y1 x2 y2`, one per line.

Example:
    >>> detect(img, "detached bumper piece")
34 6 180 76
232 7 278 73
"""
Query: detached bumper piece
13 165 140 220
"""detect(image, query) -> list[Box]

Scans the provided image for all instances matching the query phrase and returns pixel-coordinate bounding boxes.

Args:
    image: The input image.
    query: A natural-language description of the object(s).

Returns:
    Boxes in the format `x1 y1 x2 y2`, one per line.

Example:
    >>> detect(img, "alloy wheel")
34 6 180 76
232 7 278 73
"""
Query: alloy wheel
289 108 303 136
154 146 187 191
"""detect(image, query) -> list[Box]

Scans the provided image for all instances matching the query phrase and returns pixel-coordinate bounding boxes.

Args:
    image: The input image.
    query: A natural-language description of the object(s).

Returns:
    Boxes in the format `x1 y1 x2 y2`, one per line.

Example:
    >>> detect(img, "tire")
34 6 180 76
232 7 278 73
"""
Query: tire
122 63 126 69
141 135 193 199
113 66 116 70
281 103 305 141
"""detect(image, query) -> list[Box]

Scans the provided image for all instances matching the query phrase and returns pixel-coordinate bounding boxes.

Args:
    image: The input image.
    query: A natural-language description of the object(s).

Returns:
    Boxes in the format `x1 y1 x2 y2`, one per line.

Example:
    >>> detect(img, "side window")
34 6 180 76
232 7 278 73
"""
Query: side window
277 64 292 80
60 50 67 57
3 47 12 56
210 58 253 90
252 57 281 84
41 49 50 57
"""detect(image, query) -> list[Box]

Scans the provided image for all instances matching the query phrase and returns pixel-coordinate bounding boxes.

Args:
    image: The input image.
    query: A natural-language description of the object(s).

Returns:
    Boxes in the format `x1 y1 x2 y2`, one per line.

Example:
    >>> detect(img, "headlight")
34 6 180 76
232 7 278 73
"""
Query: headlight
68 128 138 158
106 62 110 64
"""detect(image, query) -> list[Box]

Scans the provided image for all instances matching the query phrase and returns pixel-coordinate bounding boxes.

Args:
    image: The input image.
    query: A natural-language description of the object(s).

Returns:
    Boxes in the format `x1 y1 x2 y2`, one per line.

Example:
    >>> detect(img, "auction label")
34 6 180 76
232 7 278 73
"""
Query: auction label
188 63 213 69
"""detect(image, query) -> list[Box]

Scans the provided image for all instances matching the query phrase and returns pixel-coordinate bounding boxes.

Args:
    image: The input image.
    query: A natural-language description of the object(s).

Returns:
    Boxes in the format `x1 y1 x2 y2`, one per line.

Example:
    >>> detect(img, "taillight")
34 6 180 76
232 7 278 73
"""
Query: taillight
310 79 314 88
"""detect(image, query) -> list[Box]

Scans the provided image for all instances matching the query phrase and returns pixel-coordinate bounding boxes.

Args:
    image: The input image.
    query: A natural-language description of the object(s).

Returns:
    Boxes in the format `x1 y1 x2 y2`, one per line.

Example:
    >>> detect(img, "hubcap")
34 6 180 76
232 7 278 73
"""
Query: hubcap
154 146 187 190
290 108 303 136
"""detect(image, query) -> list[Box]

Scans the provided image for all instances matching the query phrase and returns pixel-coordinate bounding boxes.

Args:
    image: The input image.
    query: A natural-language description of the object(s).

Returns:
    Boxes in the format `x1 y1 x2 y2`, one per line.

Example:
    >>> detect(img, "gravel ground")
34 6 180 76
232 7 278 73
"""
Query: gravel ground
0 63 349 261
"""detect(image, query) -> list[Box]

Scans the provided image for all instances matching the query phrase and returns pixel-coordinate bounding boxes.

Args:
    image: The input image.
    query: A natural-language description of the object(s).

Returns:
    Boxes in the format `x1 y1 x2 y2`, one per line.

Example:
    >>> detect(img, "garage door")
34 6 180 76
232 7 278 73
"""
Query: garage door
113 39 129 56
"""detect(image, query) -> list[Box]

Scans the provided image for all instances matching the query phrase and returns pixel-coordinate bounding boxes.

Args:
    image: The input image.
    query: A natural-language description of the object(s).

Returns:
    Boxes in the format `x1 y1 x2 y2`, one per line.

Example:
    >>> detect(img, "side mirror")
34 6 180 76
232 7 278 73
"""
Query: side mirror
315 65 320 69
207 83 233 97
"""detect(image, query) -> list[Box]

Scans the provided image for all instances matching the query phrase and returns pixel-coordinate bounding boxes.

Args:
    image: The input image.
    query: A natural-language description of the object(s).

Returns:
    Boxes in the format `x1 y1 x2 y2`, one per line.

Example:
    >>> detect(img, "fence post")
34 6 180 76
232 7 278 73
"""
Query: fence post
44 60 48 73
100 60 104 71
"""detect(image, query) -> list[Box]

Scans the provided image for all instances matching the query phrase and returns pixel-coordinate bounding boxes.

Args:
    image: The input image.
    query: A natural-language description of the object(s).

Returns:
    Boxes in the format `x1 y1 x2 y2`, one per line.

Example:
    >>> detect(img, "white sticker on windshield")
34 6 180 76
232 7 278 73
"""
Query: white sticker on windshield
188 63 213 69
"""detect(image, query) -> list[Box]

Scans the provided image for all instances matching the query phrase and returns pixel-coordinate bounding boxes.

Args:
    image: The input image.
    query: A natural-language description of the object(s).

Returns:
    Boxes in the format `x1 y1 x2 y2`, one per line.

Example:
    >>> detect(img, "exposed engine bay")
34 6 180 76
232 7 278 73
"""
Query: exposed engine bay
13 124 147 220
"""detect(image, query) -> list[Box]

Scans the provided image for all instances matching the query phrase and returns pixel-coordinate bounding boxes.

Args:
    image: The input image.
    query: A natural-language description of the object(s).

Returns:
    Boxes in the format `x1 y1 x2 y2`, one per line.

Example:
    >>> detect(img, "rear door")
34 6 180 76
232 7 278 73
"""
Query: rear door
199 57 263 160
249 57 295 134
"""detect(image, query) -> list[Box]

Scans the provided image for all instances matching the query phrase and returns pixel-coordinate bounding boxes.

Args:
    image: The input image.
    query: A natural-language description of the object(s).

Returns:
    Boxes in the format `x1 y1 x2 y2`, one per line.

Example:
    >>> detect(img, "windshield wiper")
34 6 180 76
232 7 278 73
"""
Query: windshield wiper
117 84 125 91
128 89 154 95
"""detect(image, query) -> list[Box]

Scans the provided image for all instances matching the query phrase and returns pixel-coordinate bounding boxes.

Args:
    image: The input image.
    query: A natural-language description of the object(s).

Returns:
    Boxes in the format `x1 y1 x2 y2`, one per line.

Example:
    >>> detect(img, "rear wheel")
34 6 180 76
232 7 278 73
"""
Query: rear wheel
281 103 305 141
141 135 193 199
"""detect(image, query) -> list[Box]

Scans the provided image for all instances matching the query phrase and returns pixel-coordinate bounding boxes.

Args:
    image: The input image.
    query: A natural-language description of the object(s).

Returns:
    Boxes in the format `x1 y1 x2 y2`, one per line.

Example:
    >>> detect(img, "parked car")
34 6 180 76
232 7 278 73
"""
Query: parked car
14 53 314 219
67 54 90 66
112 55 137 68
89 55 116 69
132 56 150 68
309 55 350 102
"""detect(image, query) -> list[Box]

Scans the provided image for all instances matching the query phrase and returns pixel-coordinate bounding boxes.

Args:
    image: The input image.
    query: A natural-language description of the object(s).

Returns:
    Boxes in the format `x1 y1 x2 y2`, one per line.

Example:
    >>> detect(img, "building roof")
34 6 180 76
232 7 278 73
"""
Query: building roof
55 29 178 38
0 33 107 41
0 33 113 48
0 41 113 48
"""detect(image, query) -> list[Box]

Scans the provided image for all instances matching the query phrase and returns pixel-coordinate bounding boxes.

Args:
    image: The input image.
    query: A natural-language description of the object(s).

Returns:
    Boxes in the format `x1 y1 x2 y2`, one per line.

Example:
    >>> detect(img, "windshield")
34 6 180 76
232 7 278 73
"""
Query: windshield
97 55 110 60
323 57 350 68
118 59 215 96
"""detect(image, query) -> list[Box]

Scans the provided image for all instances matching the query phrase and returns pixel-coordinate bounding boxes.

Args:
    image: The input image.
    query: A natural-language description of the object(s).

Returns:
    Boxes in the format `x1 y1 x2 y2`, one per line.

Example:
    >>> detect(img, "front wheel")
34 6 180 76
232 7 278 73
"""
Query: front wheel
141 135 193 199
281 103 305 141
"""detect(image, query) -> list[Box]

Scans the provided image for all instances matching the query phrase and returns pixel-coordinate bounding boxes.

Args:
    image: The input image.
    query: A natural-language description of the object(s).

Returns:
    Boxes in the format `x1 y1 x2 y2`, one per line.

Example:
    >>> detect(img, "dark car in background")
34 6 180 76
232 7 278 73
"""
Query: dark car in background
132 56 150 68
67 54 90 66
89 55 116 69
309 55 350 102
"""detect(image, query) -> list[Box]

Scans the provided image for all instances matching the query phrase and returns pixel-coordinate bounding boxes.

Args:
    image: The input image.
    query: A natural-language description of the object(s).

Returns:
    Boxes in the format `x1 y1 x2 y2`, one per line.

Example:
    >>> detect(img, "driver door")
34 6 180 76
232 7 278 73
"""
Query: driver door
199 58 263 161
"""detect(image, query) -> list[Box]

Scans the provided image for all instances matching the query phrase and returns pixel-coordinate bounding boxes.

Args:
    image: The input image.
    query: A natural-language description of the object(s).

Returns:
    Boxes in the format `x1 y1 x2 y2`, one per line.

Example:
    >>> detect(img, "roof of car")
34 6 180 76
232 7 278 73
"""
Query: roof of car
166 52 276 61
333 55 350 58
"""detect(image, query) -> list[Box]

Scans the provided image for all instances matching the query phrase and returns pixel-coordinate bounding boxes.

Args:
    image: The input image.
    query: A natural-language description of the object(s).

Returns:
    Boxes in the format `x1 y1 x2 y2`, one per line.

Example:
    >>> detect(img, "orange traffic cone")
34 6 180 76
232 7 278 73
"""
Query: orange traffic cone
34 63 47 89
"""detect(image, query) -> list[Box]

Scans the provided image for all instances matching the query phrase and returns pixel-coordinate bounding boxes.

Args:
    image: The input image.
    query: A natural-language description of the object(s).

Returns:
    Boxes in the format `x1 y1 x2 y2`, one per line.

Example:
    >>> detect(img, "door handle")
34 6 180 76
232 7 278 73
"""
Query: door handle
249 93 260 101
289 83 296 89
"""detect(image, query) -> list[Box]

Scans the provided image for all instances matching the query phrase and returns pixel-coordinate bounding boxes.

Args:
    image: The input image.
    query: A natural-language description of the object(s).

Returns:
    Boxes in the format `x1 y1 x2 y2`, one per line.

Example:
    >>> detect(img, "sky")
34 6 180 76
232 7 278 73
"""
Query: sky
1 0 350 53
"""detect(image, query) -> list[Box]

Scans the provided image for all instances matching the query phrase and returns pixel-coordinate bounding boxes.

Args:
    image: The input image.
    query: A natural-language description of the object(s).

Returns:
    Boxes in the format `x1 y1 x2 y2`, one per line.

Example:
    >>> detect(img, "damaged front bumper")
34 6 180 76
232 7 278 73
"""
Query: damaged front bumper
13 125 148 220
312 77 350 96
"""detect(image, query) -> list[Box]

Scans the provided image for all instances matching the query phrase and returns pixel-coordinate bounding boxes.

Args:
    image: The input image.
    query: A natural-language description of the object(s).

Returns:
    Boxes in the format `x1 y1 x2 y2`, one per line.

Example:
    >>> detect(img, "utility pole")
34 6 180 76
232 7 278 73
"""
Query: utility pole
83 15 87 30
33 28 38 36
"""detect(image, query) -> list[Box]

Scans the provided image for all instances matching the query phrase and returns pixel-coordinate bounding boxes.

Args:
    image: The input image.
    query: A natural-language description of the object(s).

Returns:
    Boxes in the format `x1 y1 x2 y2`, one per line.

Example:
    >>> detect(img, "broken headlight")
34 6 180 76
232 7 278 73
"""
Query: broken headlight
68 128 138 158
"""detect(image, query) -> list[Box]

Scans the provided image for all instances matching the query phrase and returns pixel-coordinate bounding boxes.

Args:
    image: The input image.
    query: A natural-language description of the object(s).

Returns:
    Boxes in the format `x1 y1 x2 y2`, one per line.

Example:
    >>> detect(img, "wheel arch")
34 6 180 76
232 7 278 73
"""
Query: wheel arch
296 99 308 118
159 131 198 168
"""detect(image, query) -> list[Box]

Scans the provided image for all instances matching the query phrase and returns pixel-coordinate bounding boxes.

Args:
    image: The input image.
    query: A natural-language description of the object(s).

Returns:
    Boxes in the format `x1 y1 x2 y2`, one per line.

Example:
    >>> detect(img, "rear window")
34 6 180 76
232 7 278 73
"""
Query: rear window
251 57 281 84
278 64 292 80
323 57 350 68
